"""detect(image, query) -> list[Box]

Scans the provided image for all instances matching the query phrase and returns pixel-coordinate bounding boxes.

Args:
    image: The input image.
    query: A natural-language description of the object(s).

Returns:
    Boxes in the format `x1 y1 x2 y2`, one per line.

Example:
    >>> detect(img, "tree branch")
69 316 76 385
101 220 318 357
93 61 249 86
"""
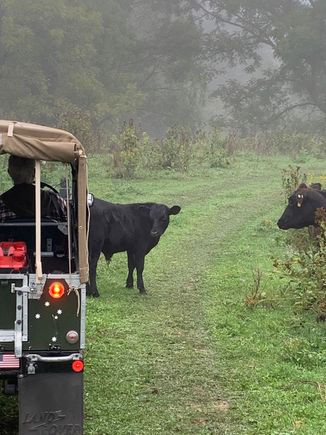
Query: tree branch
268 102 319 122
139 65 159 87
193 1 277 49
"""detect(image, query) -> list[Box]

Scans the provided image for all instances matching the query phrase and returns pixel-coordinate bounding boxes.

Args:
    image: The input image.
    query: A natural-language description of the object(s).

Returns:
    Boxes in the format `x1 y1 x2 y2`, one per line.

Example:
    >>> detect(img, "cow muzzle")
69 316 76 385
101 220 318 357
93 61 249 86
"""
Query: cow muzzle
277 218 289 230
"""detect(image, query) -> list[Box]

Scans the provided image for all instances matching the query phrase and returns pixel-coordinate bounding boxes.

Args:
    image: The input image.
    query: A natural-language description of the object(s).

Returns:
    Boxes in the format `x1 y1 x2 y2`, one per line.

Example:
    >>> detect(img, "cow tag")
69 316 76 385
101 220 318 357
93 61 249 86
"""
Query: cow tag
296 193 304 208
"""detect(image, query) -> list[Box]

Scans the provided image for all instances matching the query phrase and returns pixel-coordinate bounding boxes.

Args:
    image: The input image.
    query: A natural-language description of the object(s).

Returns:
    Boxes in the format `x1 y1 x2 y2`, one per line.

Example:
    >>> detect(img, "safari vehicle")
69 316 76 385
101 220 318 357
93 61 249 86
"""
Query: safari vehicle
0 121 88 434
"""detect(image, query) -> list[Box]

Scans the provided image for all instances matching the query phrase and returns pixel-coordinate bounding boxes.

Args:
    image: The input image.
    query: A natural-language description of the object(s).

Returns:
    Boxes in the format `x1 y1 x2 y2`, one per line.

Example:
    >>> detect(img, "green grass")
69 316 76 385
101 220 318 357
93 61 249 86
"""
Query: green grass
84 154 326 434
1 153 326 434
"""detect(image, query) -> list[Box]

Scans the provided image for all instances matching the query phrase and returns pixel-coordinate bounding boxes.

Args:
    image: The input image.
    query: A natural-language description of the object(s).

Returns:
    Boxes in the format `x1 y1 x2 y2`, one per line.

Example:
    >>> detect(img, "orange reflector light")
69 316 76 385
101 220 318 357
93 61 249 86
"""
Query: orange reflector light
49 282 65 299
72 360 84 373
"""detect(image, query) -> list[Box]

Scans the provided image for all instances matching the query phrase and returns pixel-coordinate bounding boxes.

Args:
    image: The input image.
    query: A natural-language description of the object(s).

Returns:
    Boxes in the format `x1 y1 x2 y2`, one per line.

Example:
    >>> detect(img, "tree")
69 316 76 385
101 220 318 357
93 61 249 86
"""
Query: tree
0 0 206 136
0 0 105 123
122 0 206 135
188 0 326 132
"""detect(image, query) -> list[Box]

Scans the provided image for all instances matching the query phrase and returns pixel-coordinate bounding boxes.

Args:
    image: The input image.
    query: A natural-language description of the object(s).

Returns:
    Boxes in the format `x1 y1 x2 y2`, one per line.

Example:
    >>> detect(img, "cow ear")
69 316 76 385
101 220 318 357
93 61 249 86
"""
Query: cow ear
169 205 181 215
298 183 308 189
310 183 322 190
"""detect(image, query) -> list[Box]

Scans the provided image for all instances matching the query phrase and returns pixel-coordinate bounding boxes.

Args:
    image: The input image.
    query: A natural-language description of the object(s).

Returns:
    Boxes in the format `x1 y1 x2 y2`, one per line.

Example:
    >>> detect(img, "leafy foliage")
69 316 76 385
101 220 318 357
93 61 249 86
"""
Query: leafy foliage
109 120 143 178
207 129 231 168
274 177 326 321
105 126 326 178
55 103 99 151
0 0 204 135
106 123 237 176
190 0 326 131
159 127 193 172
244 268 275 309
281 165 307 201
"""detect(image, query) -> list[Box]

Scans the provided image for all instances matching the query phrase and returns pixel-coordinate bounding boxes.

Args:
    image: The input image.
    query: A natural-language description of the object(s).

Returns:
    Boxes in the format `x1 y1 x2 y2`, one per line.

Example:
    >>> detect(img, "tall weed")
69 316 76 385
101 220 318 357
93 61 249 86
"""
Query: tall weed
159 127 193 172
207 129 231 168
281 165 307 201
274 206 326 321
109 120 142 178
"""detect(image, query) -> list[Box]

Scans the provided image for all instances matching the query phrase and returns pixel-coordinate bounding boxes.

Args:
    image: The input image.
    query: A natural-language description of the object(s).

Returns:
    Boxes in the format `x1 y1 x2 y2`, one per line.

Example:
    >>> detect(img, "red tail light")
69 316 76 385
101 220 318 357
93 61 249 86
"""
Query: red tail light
49 281 65 299
72 360 84 373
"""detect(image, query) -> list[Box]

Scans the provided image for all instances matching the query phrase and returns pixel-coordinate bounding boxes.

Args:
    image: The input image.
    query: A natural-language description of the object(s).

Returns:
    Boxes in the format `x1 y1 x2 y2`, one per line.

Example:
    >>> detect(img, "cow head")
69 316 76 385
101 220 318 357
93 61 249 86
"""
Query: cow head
277 184 326 230
140 204 181 238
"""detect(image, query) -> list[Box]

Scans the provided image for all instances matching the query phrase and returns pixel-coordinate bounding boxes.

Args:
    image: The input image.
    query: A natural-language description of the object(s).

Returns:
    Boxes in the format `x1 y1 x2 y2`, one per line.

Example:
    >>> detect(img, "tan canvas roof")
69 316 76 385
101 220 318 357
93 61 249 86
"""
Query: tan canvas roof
0 120 89 283
0 120 86 162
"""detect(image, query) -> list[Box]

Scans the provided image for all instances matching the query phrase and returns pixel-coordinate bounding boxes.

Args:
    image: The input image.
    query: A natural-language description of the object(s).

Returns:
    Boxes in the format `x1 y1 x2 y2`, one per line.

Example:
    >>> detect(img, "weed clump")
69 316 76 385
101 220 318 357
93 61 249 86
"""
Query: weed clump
244 268 276 309
282 336 326 368
274 208 326 321
105 126 326 180
107 123 236 177
160 127 193 172
281 165 307 201
207 129 231 168
109 120 143 178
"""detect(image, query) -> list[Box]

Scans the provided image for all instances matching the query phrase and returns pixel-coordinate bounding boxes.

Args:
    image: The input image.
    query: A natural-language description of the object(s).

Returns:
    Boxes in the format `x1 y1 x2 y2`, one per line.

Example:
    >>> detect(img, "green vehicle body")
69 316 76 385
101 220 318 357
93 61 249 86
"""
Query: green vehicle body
0 121 88 435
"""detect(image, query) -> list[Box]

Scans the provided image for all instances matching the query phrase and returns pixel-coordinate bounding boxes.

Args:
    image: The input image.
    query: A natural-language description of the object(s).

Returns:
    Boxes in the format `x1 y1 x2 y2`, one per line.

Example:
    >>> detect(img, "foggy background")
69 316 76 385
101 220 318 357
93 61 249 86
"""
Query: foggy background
0 0 325 139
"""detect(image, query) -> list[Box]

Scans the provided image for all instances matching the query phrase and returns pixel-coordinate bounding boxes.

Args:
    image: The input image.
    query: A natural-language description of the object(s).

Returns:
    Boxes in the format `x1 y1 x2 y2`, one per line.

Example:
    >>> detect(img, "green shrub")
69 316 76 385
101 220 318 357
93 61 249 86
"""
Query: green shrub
281 165 307 201
109 120 142 178
237 132 326 157
207 129 230 168
104 126 326 178
138 134 161 172
274 215 326 321
159 127 193 172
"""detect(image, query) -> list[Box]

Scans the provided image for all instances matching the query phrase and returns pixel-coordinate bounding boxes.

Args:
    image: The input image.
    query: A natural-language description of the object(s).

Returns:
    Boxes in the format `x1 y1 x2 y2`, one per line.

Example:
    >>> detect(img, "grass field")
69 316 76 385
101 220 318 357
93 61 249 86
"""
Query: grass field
84 153 326 434
1 153 326 434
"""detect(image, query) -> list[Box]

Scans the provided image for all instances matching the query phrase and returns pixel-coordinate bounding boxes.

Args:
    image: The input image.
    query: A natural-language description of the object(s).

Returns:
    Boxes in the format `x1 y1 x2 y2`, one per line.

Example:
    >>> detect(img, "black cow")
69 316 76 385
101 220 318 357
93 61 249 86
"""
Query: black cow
277 183 326 230
87 198 181 297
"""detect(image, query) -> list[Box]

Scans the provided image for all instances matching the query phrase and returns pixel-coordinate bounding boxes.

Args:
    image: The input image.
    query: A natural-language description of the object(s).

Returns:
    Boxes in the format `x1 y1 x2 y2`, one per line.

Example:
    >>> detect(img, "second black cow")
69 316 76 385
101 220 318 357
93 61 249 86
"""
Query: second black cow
277 183 326 230
87 198 181 297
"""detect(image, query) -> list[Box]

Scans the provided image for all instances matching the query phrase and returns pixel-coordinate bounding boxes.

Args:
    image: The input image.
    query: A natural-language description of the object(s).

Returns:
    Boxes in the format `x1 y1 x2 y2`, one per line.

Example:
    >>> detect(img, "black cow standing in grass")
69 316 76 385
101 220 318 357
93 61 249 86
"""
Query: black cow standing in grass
277 183 326 230
87 198 181 297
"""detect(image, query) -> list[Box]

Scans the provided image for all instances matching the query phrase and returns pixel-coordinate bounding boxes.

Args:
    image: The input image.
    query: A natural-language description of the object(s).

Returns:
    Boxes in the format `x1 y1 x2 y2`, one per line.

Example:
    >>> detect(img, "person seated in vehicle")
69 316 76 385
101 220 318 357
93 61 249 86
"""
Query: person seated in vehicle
0 156 66 222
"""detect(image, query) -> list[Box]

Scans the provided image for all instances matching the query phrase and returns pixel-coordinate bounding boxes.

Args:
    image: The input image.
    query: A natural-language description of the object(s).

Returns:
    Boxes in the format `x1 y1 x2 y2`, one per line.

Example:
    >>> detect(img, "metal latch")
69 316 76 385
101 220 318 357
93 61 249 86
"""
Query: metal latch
11 282 30 358
11 283 30 294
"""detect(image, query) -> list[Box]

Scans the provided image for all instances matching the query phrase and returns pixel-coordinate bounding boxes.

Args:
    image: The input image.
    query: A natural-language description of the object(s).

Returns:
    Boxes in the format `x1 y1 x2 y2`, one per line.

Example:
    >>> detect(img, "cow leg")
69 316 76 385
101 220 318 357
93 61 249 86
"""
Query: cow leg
126 251 135 288
135 255 146 294
87 249 101 298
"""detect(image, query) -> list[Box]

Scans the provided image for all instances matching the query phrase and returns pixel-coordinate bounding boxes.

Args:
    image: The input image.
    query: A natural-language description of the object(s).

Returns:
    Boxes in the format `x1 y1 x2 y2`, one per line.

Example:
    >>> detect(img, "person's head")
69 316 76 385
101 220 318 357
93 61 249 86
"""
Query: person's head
8 155 35 185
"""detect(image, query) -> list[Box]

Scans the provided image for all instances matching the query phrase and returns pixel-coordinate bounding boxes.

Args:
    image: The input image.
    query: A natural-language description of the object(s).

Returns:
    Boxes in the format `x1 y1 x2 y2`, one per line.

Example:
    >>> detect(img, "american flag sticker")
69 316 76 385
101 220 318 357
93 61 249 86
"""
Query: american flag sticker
0 353 20 368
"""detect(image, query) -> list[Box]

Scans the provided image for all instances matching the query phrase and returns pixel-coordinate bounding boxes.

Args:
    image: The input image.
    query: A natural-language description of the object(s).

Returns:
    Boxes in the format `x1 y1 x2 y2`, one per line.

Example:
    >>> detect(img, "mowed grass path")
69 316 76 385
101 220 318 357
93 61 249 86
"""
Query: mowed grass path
85 155 326 434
